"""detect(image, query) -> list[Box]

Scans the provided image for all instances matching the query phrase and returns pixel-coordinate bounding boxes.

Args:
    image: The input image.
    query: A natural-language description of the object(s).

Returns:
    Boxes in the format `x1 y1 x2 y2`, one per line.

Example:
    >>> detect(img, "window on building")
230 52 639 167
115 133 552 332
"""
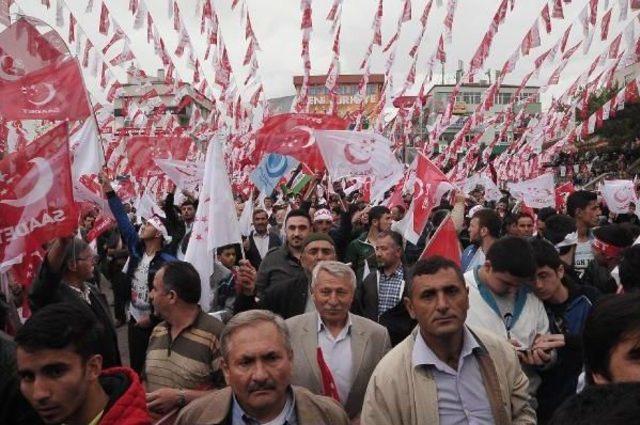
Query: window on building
462 91 481 104
366 84 377 95
496 92 512 104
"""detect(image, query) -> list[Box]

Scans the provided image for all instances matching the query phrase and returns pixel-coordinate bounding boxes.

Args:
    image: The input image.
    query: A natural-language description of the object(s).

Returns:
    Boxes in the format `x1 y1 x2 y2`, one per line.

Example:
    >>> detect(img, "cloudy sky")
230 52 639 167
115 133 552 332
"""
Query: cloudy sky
11 0 638 108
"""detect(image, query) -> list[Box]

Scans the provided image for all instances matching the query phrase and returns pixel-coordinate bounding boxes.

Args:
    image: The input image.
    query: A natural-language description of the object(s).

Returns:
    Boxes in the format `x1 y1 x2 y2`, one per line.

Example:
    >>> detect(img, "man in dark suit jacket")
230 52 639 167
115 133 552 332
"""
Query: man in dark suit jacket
235 228 336 319
352 231 416 346
244 208 281 270
29 237 121 368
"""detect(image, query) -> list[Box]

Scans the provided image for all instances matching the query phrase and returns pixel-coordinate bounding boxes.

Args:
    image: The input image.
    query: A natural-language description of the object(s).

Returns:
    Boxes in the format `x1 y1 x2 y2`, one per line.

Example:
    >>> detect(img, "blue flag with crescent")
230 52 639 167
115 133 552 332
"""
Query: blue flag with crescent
250 153 299 196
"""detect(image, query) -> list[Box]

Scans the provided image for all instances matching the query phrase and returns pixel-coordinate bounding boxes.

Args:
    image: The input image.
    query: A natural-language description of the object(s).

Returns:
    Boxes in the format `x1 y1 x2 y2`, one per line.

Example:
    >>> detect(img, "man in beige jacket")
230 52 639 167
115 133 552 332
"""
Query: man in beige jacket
175 310 349 425
361 256 536 425
286 261 391 420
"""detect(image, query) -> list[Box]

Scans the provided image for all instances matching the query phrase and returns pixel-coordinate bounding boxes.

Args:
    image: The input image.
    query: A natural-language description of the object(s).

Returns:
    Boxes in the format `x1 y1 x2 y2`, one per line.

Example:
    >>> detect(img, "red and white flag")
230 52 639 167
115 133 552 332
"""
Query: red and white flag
555 181 575 213
254 113 348 171
0 124 78 271
0 58 90 120
508 173 556 208
70 118 105 183
185 135 242 310
154 158 204 193
601 179 638 214
419 215 461 266
313 130 404 202
0 18 63 86
411 153 453 241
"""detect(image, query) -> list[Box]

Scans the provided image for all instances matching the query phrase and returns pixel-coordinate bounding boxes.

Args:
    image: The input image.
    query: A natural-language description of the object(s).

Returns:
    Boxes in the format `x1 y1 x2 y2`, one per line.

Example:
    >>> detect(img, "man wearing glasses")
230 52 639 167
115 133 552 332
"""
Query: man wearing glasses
29 236 122 368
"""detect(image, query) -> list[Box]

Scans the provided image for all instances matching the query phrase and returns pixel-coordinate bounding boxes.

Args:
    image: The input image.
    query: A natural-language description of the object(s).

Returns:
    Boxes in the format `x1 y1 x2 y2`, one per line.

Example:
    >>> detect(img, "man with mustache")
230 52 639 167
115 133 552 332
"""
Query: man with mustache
174 310 349 424
361 256 535 425
286 261 391 421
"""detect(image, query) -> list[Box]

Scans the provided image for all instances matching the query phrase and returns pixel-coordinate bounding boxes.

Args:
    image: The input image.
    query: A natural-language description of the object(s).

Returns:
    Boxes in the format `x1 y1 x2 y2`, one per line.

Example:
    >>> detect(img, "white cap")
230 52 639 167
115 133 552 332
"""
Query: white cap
147 215 173 244
467 204 484 219
313 208 333 222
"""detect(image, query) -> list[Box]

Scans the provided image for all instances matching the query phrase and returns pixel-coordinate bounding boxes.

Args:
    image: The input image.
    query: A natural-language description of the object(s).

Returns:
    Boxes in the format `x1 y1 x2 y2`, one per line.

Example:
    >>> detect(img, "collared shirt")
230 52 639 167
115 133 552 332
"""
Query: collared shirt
145 310 223 392
412 326 494 425
466 248 485 272
377 265 405 317
232 388 297 425
317 313 353 404
67 282 92 305
253 231 271 259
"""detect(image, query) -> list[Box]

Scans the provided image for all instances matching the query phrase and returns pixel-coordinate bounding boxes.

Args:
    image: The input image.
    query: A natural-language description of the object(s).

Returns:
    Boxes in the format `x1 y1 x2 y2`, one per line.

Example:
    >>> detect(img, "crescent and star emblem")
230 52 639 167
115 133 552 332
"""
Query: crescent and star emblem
0 157 54 207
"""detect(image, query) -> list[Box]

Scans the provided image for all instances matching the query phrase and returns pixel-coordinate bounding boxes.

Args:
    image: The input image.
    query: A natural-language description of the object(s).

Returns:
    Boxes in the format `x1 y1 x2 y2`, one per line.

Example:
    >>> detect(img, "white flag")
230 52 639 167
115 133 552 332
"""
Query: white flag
135 190 166 220
155 158 204 193
601 180 638 214
508 173 556 209
70 118 105 182
185 136 242 310
313 130 404 202
463 174 502 202
238 192 255 238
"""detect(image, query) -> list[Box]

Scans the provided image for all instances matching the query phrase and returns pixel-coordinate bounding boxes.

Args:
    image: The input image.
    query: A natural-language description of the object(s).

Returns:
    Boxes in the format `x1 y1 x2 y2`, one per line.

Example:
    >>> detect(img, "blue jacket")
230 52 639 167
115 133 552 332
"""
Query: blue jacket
461 244 479 273
107 191 175 292
536 279 600 423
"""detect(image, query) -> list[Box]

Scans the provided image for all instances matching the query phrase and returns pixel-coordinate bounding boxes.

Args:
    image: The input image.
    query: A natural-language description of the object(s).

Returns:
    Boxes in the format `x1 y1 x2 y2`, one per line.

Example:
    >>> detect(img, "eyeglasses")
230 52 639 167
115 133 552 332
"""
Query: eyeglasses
77 255 99 264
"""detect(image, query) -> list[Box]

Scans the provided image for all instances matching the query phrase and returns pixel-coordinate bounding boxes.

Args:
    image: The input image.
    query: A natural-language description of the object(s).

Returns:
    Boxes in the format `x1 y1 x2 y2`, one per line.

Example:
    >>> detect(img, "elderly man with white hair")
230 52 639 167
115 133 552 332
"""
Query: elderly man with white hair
286 261 392 422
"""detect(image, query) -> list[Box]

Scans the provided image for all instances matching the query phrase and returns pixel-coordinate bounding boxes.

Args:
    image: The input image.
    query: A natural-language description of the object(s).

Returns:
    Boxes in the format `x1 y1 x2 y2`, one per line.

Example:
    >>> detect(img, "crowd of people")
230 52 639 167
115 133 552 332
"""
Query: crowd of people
2 172 640 425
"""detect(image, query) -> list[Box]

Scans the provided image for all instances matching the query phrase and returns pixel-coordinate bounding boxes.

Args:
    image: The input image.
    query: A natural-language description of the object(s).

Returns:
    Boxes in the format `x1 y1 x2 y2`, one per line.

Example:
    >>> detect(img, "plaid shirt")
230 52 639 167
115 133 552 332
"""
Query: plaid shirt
377 265 405 317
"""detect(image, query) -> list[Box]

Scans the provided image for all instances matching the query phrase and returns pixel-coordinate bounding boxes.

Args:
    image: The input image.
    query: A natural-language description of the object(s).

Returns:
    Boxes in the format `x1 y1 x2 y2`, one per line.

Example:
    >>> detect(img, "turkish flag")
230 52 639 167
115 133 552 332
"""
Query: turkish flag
413 153 453 238
555 181 575 213
419 215 461 266
125 135 192 180
0 18 63 87
0 58 91 120
254 113 349 171
0 123 78 271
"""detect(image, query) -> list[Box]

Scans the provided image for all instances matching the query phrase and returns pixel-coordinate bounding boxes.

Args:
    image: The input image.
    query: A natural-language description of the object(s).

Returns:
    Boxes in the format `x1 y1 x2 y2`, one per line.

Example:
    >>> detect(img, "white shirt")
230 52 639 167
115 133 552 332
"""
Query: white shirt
574 240 594 278
128 253 153 322
252 231 271 259
463 268 549 349
466 248 486 272
317 313 353 404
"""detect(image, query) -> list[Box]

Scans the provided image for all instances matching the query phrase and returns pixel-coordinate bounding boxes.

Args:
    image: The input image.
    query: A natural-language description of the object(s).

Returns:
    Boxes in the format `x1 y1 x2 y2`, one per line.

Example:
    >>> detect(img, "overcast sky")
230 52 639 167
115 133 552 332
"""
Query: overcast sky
11 0 638 108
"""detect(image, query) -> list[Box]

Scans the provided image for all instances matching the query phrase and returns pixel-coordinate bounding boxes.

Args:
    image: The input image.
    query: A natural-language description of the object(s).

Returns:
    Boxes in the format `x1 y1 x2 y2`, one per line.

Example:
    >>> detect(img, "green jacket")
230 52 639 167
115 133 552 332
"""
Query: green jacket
346 232 377 284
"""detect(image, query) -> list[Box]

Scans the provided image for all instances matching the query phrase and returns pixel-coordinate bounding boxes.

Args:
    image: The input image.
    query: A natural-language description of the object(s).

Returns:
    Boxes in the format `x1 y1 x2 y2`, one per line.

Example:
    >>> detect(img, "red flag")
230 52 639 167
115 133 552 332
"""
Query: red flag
541 4 552 33
125 135 192 180
99 2 110 35
9 247 44 288
555 181 575 213
0 124 78 270
0 19 63 86
601 8 612 40
436 35 446 63
86 215 115 242
419 215 461 266
413 153 453 238
316 347 341 403
552 0 564 18
0 58 90 120
254 113 348 171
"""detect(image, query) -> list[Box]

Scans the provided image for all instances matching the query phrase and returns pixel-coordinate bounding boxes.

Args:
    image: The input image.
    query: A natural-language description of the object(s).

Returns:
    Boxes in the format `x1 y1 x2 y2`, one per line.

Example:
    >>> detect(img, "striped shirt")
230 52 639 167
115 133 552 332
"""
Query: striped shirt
145 310 224 392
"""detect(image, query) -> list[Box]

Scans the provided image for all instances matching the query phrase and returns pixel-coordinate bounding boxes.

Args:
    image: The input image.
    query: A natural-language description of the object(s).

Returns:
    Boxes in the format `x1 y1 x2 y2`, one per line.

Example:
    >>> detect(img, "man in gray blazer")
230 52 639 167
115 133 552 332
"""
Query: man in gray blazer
286 261 391 421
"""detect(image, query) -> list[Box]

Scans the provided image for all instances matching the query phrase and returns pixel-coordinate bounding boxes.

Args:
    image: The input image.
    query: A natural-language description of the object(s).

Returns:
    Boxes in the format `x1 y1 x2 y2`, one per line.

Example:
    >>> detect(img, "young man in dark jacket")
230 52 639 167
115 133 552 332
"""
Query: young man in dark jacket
529 239 600 424
15 303 151 425
0 332 43 425
100 172 175 374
